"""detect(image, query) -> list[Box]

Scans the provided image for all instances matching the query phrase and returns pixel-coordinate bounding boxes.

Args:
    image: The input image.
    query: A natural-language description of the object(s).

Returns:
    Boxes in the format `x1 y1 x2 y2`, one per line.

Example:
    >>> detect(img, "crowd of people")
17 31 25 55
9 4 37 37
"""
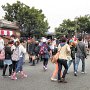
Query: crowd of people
0 35 27 80
0 35 89 83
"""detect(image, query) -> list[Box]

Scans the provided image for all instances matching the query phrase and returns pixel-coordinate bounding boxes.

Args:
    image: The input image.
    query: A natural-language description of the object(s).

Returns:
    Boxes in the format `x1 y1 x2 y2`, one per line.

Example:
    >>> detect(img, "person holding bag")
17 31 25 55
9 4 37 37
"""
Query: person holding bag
51 51 60 64
11 40 27 80
57 37 71 83
50 48 62 81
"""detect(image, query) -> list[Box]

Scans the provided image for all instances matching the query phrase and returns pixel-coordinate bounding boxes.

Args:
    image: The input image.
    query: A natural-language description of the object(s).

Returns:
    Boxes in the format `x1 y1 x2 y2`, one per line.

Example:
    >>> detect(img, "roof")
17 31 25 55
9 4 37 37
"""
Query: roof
0 19 19 30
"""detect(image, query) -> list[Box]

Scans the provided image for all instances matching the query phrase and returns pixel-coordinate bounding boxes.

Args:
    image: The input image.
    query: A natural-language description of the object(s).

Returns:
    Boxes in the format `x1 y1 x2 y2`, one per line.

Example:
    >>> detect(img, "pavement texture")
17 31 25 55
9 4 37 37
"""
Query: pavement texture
0 54 90 90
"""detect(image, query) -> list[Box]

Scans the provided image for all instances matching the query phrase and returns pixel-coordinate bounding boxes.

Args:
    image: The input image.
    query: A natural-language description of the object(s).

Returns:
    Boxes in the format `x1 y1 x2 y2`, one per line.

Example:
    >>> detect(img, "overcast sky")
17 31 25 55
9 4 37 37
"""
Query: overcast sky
0 0 90 32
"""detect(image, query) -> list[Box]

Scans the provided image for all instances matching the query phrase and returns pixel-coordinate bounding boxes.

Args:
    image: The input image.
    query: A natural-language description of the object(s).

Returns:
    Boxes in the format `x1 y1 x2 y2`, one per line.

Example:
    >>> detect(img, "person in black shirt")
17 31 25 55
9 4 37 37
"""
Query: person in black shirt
2 41 13 77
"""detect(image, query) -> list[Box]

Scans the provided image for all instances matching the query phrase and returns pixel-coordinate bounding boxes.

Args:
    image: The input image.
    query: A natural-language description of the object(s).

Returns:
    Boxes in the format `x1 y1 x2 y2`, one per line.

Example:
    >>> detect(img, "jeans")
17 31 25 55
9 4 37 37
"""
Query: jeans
67 59 75 72
75 57 85 73
12 61 17 72
16 57 24 73
43 58 48 67
57 59 68 80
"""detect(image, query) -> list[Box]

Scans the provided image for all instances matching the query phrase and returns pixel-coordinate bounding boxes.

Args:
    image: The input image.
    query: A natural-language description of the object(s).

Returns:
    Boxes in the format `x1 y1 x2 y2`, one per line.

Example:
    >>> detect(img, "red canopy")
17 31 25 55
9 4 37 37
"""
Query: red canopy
0 29 14 36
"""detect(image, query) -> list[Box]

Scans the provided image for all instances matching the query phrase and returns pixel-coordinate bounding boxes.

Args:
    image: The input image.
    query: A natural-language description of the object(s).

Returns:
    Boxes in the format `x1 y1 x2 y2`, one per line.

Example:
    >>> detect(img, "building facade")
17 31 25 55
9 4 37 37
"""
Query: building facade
0 19 20 42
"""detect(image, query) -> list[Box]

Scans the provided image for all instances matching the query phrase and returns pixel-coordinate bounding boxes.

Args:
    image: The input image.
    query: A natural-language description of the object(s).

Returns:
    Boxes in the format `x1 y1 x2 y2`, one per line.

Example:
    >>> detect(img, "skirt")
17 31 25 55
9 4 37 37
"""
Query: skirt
4 59 12 65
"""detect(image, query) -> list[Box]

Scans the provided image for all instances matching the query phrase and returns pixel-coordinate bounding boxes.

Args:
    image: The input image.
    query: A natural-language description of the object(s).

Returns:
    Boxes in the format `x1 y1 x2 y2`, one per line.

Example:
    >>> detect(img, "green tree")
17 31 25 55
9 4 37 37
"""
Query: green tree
74 15 90 33
55 15 90 38
2 1 49 37
55 19 76 37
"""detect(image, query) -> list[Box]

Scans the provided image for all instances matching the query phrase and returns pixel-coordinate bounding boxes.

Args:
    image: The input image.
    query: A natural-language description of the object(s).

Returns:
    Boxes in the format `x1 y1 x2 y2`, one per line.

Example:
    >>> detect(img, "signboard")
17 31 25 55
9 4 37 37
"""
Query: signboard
0 29 14 36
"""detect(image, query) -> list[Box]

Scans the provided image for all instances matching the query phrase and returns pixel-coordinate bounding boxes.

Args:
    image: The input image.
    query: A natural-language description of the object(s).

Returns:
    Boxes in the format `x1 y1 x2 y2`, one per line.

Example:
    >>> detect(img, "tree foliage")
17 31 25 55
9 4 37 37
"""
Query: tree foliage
2 1 49 37
55 19 76 38
75 15 90 33
55 15 90 37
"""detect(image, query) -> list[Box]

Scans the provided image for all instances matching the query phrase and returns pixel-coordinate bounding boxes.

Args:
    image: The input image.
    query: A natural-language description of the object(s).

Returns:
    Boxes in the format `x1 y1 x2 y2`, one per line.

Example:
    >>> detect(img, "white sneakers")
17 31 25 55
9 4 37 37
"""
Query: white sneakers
81 71 87 74
43 66 47 71
51 78 57 81
45 67 47 70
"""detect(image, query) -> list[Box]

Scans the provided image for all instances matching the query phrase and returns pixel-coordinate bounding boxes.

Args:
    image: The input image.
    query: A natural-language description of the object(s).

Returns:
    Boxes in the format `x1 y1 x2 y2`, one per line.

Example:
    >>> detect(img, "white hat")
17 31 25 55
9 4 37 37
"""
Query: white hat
42 38 47 42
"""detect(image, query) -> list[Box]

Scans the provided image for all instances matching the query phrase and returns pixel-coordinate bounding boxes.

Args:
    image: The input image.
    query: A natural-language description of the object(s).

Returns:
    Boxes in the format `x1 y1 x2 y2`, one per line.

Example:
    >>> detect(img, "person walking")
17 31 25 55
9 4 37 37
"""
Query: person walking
67 39 76 74
39 38 50 71
57 37 71 83
11 41 19 73
28 38 36 66
11 40 27 80
74 36 87 76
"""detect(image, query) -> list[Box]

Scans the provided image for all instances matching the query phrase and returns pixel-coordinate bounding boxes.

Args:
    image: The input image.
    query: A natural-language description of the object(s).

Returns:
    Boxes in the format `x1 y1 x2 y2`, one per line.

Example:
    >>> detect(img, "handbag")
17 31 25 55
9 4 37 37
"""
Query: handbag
51 52 60 63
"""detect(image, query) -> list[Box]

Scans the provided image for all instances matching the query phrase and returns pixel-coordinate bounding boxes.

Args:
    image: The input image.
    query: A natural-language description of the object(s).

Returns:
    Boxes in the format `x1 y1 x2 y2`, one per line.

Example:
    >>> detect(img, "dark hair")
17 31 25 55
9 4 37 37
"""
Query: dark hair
14 41 20 46
8 41 13 44
20 39 24 43
61 37 67 43
10 40 14 44
78 36 82 41
11 35 15 38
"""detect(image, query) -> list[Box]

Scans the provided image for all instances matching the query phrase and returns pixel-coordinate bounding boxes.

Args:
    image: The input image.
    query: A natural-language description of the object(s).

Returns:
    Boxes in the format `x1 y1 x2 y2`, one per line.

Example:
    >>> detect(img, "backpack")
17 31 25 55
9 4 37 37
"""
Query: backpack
12 47 19 61
39 44 48 55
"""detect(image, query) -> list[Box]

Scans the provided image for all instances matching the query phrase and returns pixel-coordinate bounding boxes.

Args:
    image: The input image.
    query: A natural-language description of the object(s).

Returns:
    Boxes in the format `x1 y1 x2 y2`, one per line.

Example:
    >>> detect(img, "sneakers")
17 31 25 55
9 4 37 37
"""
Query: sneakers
21 74 27 78
20 71 27 78
11 72 17 80
58 80 62 83
11 75 17 80
2 75 7 77
58 78 67 83
74 72 77 76
51 78 57 81
8 75 11 77
67 71 69 74
43 66 45 69
45 67 47 70
81 71 87 74
43 66 47 71
60 78 67 83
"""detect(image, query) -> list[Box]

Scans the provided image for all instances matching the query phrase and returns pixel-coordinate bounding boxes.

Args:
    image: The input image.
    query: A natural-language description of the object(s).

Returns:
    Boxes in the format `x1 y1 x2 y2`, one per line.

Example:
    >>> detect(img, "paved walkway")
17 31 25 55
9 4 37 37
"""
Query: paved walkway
0 55 90 90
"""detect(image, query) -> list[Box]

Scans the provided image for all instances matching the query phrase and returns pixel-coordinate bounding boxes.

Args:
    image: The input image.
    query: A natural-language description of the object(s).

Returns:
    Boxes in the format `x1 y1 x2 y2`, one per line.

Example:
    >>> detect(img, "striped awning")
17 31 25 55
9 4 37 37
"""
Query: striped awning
0 29 14 36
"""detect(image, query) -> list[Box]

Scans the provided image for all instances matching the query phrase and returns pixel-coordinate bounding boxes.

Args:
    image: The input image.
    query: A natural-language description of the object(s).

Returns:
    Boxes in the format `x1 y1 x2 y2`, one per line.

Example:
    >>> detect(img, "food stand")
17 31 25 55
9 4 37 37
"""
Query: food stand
0 19 20 43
